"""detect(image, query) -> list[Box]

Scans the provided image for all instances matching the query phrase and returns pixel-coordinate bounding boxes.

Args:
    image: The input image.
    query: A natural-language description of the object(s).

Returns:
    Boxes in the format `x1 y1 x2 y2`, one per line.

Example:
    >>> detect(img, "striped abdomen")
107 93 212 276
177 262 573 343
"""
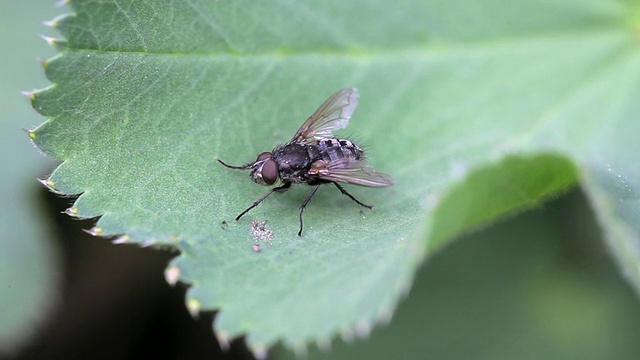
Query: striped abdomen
311 138 364 163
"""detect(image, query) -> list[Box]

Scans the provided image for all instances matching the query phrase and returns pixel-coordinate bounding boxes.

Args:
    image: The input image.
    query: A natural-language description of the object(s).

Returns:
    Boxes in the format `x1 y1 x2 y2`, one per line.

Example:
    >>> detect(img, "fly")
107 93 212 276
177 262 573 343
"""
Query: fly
218 88 395 236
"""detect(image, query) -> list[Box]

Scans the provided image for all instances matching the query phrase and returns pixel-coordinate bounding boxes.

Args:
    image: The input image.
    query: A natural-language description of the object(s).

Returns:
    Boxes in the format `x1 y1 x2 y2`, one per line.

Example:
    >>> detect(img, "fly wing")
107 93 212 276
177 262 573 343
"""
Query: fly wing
291 88 360 144
310 158 395 188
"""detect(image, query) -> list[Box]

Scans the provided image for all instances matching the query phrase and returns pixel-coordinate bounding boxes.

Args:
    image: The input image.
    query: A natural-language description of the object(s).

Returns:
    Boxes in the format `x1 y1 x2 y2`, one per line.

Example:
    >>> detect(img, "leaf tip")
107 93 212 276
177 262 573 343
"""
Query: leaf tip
55 0 70 8
65 207 78 216
164 266 181 286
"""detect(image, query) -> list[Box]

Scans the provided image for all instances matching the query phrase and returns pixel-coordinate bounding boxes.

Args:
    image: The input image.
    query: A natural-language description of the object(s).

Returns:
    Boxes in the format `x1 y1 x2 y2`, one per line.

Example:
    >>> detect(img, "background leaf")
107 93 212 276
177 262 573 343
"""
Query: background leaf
274 190 640 360
0 2 61 352
29 0 640 352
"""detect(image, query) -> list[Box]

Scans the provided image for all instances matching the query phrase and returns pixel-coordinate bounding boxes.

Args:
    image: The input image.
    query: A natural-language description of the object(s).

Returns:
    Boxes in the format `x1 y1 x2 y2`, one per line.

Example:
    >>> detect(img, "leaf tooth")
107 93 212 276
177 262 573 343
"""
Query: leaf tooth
42 20 58 28
54 0 69 7
251 344 268 360
315 336 332 352
39 34 57 47
64 207 78 216
38 57 50 69
112 235 129 244
339 326 355 343
141 239 157 247
21 90 36 103
19 127 36 142
291 342 308 358
215 330 231 351
398 275 414 299
164 265 180 286
87 226 103 236
38 34 68 51
37 177 58 193
186 297 201 319
354 319 372 338
375 304 394 325
36 177 50 187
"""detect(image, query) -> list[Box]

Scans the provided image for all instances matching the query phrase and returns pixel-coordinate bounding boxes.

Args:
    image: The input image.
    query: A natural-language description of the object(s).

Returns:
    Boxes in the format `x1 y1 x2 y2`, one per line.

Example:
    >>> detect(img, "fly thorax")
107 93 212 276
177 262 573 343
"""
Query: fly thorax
273 143 311 170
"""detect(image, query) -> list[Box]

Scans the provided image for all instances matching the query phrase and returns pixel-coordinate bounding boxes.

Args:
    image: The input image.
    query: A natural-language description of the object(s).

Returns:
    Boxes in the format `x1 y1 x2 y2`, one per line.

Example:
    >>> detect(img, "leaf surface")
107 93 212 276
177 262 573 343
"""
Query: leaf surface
30 0 640 351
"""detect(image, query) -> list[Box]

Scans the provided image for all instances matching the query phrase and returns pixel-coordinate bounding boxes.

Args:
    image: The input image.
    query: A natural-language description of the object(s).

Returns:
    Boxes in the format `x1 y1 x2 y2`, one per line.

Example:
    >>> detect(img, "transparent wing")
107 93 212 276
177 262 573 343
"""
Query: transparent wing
291 88 360 144
310 158 395 188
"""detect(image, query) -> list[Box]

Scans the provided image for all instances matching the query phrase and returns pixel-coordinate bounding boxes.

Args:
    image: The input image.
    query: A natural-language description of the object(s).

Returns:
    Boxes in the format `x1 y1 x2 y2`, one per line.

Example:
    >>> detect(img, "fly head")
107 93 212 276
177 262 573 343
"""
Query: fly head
250 152 279 185
217 151 279 186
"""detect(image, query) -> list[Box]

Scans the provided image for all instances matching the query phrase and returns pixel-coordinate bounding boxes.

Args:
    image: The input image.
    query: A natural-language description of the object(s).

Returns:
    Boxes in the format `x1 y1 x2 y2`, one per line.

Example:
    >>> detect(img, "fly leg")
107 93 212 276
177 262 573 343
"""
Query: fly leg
333 182 373 209
298 184 321 237
235 182 291 221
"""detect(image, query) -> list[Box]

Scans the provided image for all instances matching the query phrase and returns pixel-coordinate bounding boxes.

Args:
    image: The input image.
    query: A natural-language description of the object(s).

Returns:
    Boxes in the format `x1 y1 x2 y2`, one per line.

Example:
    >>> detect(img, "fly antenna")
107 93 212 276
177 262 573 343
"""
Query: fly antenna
217 159 252 170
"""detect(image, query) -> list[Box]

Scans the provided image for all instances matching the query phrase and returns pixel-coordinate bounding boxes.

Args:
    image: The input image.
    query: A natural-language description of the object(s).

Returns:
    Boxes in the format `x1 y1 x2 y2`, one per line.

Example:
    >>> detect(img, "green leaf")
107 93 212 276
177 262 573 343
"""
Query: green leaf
429 154 578 251
29 0 640 352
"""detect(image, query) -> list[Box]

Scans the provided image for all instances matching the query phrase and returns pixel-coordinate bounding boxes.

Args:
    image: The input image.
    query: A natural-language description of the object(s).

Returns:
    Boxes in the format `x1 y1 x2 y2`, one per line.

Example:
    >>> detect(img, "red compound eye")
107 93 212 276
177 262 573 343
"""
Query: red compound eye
256 152 272 161
261 159 278 185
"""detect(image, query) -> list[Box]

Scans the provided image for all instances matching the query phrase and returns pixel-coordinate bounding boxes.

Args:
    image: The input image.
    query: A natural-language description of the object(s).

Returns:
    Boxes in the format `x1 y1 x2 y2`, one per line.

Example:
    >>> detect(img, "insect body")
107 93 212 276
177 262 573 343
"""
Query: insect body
218 88 395 236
